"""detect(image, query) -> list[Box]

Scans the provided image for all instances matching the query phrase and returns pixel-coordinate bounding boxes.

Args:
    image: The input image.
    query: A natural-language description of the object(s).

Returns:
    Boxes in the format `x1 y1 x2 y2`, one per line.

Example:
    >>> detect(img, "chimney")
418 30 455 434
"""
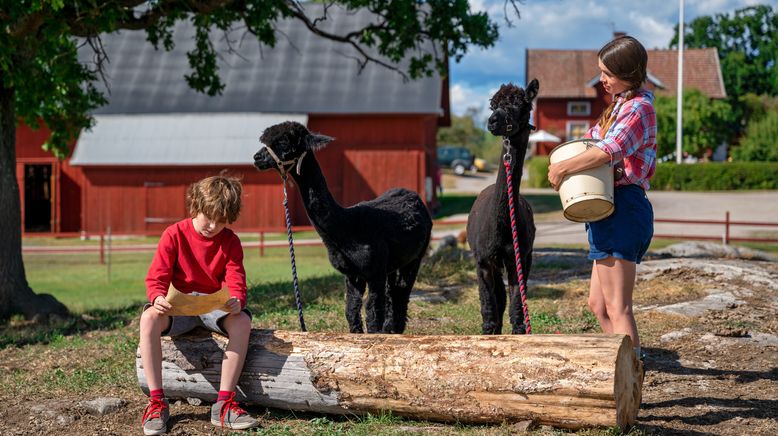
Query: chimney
613 31 627 39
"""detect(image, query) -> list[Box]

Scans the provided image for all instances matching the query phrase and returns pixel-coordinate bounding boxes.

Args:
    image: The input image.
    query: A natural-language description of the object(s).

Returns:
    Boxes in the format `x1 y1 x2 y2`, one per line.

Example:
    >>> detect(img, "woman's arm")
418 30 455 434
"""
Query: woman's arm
547 146 610 191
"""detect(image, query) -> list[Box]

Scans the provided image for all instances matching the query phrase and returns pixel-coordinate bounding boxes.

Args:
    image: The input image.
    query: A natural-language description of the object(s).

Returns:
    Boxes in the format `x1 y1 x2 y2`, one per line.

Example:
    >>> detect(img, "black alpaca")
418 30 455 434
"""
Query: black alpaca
253 122 432 334
466 80 539 334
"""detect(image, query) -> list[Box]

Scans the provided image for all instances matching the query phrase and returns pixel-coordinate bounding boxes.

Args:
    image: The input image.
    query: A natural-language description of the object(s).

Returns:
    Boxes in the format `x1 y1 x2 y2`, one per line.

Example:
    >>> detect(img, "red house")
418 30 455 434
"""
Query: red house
526 42 726 155
15 5 449 235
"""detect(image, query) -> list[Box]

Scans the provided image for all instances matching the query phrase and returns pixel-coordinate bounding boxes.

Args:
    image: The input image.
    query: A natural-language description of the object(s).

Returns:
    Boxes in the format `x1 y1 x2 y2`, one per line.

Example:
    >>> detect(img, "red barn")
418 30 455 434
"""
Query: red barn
526 42 726 155
15 5 448 235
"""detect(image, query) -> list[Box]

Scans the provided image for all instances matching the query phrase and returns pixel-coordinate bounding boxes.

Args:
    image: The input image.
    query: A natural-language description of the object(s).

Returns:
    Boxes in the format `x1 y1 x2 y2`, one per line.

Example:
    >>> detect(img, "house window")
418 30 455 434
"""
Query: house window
567 101 591 116
566 121 589 140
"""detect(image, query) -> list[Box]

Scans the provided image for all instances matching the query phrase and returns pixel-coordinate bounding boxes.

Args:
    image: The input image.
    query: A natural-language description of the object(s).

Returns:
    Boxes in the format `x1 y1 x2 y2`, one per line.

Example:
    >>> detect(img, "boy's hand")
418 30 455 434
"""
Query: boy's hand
152 295 172 315
223 297 241 314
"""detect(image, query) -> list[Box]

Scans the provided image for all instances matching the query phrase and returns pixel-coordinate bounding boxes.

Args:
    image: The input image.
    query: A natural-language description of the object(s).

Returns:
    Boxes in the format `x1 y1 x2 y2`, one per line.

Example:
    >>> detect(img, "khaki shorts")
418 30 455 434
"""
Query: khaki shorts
142 302 252 337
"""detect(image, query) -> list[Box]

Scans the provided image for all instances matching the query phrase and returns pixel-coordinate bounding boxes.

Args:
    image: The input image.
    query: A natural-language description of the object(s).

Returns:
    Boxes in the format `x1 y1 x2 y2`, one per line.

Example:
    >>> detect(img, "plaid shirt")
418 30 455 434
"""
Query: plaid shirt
585 89 657 190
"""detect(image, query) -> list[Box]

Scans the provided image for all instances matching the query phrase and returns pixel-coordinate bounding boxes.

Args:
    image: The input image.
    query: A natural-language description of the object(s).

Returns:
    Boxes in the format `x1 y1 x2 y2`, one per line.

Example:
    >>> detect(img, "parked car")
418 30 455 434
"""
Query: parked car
437 146 475 175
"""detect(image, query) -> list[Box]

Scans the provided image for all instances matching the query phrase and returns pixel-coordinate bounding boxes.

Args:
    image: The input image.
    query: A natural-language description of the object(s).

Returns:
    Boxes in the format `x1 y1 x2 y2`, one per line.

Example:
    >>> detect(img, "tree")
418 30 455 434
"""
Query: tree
437 108 503 164
0 0 505 322
654 89 735 158
670 5 777 99
732 110 778 162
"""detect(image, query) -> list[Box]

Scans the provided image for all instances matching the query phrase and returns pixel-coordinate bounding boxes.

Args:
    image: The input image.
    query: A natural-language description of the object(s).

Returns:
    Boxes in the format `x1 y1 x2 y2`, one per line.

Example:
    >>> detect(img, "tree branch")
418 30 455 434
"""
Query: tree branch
284 1 412 80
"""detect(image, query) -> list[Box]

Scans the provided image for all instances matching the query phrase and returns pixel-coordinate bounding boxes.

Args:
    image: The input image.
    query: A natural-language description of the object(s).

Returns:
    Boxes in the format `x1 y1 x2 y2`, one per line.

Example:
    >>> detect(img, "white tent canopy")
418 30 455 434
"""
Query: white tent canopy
71 113 308 166
528 129 561 143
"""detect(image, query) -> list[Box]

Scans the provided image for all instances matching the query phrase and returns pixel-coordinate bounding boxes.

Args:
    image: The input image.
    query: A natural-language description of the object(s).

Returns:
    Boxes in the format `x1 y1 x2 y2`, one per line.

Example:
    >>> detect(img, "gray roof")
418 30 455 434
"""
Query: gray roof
71 113 306 165
81 4 443 115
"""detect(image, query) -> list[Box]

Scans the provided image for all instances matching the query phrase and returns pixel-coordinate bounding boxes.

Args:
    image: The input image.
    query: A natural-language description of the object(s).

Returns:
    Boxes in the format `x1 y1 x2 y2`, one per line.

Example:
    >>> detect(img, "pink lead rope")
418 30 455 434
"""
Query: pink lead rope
502 142 532 334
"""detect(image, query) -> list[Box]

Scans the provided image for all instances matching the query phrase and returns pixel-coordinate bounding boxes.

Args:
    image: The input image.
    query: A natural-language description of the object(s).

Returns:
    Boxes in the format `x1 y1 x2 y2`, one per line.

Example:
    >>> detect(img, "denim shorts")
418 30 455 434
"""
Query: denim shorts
585 184 654 264
143 301 252 337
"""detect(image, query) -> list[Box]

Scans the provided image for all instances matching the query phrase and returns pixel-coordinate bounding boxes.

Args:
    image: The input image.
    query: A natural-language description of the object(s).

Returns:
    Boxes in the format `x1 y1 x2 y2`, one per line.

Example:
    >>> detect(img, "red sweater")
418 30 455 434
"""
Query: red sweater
145 218 247 308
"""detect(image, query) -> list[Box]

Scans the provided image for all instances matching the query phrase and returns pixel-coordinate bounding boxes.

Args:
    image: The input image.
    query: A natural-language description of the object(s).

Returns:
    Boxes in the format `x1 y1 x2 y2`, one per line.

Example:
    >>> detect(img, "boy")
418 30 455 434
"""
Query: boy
139 175 258 435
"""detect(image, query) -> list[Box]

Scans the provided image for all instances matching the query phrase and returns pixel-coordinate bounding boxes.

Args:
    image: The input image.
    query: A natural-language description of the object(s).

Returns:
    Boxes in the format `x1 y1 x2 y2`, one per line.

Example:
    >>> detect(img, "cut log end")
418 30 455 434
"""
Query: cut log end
613 336 642 429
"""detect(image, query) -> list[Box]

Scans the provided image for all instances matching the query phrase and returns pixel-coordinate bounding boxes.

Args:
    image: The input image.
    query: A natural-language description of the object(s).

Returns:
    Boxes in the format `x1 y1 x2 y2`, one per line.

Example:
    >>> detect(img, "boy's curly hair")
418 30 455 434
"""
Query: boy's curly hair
186 174 243 224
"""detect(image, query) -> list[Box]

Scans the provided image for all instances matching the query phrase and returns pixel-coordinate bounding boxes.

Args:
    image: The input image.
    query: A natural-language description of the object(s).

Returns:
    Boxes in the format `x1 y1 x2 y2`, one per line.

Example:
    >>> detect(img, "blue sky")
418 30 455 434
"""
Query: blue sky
449 0 770 120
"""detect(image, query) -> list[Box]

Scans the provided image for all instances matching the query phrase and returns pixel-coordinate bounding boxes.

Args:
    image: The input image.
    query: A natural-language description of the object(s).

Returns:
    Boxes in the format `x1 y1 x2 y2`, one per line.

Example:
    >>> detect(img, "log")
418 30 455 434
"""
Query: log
136 330 642 430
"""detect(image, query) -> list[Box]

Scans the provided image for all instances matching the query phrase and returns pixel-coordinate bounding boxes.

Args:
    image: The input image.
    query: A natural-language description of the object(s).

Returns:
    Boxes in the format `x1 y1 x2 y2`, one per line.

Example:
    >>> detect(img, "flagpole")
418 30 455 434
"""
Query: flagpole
676 0 684 164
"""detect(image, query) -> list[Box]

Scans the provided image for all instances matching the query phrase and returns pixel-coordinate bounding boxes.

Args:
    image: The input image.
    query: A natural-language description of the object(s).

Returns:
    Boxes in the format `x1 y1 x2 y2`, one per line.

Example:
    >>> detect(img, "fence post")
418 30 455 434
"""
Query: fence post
260 231 265 257
99 233 105 264
107 226 112 282
724 211 730 245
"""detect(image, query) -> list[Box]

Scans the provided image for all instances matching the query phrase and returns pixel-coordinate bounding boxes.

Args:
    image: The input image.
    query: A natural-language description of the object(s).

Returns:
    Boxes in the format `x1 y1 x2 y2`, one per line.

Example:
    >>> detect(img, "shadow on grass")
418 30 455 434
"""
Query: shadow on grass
435 193 562 218
0 304 140 349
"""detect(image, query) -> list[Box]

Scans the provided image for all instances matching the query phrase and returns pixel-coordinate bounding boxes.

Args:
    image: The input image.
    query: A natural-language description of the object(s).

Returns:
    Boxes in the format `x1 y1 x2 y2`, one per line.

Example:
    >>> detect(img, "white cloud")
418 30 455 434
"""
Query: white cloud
450 83 499 123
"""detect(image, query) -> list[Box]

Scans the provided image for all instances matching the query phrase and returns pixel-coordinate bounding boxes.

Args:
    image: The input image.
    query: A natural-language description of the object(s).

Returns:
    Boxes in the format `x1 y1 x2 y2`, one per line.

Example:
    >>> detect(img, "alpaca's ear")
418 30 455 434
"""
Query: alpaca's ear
306 133 334 151
525 79 539 103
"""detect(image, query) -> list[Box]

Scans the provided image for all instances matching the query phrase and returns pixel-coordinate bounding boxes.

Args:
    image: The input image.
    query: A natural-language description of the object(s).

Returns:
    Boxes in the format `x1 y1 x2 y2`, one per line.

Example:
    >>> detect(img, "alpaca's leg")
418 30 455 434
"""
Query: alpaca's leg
365 274 387 333
506 251 531 334
390 256 423 334
477 263 500 334
345 275 366 333
381 271 398 333
493 269 507 334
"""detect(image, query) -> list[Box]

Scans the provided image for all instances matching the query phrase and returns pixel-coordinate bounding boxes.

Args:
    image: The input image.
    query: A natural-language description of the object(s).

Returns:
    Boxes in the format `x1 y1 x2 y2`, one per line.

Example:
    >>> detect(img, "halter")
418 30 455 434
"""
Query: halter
265 145 307 178
501 122 535 163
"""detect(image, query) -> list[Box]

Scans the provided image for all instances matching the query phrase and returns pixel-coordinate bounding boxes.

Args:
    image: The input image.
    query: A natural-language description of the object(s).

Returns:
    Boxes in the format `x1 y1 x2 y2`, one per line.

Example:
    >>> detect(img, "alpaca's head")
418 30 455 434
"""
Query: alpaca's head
487 79 539 137
253 121 333 174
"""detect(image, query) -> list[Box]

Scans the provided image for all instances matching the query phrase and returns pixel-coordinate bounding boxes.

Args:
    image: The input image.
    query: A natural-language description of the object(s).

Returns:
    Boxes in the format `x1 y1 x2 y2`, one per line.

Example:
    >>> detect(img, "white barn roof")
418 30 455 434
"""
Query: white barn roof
70 113 306 166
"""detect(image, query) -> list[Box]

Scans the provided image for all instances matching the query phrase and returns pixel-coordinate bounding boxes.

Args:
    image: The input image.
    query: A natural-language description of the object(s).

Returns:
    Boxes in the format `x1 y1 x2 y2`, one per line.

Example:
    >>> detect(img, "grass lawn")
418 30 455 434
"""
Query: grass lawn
23 246 337 314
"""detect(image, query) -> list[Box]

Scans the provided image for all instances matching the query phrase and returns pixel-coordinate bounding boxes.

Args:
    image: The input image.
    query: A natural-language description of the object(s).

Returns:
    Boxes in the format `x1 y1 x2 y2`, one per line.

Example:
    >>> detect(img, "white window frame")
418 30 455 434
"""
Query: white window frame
567 101 591 116
566 121 590 140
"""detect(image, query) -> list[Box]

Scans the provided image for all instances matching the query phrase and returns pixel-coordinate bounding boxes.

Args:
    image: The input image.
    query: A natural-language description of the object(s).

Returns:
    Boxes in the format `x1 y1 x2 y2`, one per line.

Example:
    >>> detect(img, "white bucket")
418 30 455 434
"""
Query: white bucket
548 139 614 223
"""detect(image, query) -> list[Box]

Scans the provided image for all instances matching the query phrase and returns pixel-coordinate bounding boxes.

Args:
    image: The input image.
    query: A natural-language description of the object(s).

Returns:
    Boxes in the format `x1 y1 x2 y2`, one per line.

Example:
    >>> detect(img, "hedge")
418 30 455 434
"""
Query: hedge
524 158 778 191
651 162 778 190
526 156 551 188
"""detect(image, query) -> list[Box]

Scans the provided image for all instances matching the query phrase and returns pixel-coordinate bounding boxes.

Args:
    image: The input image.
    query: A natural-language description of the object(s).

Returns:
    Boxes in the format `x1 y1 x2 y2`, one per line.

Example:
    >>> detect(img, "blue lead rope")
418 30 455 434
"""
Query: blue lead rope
281 176 307 332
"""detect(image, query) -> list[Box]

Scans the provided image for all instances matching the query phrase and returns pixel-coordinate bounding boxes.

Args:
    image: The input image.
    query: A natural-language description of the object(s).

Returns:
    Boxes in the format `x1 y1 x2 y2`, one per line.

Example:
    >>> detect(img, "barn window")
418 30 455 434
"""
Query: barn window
567 101 591 116
566 121 589 140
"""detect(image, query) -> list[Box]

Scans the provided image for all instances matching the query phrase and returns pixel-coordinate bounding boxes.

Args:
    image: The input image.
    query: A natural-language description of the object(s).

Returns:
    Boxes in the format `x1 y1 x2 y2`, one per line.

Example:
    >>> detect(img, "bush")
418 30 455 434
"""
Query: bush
524 158 778 191
654 89 736 158
526 156 550 188
732 110 778 162
652 162 778 190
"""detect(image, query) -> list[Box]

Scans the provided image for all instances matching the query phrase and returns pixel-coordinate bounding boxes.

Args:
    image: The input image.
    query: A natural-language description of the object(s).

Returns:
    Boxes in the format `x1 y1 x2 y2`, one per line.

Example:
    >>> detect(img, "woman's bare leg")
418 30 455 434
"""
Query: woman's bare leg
594 256 640 350
588 262 614 333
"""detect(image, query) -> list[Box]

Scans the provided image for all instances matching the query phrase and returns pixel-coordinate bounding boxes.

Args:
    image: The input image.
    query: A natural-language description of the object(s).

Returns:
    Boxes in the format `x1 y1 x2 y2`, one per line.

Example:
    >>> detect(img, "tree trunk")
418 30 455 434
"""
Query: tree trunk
0 79 69 322
136 330 643 430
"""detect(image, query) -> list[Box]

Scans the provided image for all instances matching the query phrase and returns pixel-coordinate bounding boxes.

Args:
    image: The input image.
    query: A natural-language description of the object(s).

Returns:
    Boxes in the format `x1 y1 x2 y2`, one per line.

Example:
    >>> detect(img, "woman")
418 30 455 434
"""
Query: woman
548 36 656 361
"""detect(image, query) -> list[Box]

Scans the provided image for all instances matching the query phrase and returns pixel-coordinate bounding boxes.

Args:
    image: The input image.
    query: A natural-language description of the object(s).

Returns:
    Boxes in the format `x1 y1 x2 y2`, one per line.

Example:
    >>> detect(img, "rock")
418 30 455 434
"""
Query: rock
186 397 203 406
80 397 126 415
509 420 537 433
30 404 57 419
660 328 693 342
655 242 777 261
714 328 749 337
55 414 77 426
